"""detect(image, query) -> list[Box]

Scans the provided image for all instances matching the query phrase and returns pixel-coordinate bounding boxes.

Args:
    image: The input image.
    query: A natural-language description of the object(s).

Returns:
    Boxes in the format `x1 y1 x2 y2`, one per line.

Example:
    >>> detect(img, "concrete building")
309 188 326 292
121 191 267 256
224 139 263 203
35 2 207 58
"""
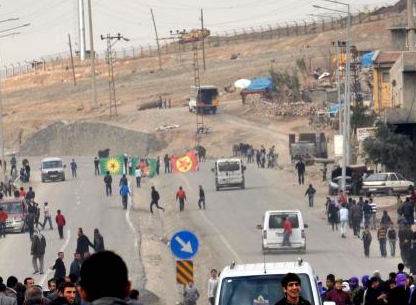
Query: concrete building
372 51 401 114
385 51 416 123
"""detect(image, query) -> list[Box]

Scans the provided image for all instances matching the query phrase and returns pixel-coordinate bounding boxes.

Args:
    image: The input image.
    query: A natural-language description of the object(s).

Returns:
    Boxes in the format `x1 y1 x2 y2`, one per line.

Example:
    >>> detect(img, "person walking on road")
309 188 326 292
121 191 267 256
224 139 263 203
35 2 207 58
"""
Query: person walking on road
103 171 112 196
398 222 413 266
31 229 46 274
387 222 397 257
164 154 170 174
0 207 7 238
339 204 349 239
176 186 187 212
207 269 219 305
70 159 77 178
26 207 36 240
363 200 372 228
377 223 387 257
76 228 94 259
55 210 66 239
93 228 105 252
369 198 377 230
350 201 362 237
10 155 16 177
183 281 200 305
305 184 316 208
380 210 391 228
70 252 82 279
328 199 339 231
150 186 165 214
135 167 142 188
94 157 100 176
361 226 372 258
295 159 305 185
282 216 292 247
402 198 414 226
156 157 160 176
41 202 53 230
119 174 128 186
198 185 206 210
120 183 131 210
51 251 66 280
26 187 35 203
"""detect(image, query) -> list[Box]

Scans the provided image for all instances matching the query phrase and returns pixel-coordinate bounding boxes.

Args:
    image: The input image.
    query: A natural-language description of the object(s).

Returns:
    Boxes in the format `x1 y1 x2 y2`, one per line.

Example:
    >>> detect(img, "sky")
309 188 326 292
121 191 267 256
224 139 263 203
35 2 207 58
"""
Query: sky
0 0 400 65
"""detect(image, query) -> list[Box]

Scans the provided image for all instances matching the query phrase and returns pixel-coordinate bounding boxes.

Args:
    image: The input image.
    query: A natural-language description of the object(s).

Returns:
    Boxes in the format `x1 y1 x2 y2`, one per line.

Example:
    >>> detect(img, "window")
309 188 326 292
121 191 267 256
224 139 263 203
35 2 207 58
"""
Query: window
397 174 406 181
218 161 240 172
389 174 398 181
268 214 299 229
365 174 388 182
218 274 315 305
0 202 23 214
42 161 62 169
382 71 390 83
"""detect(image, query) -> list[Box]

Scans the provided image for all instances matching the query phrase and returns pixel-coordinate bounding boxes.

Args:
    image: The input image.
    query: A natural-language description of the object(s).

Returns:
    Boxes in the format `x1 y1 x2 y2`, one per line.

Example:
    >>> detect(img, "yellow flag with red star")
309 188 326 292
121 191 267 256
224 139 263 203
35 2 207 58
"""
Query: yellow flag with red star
100 155 124 175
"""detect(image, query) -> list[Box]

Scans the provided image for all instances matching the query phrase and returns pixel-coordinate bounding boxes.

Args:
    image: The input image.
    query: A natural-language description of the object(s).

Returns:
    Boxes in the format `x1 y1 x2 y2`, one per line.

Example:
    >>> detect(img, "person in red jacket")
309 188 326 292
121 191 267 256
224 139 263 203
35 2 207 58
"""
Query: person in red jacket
0 207 8 238
176 186 187 212
55 210 66 239
283 216 292 247
325 278 352 305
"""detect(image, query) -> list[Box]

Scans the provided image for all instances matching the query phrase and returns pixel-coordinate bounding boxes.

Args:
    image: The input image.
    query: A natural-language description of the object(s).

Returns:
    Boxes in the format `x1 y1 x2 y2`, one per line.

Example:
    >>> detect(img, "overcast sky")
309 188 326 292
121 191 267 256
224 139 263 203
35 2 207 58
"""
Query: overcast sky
0 0 399 65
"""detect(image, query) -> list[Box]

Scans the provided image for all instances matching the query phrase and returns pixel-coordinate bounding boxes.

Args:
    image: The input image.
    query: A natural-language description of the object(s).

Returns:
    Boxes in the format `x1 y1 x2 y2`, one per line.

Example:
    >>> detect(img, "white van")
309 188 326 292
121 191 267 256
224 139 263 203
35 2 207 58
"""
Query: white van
215 260 326 305
258 210 307 253
41 157 66 182
213 158 246 191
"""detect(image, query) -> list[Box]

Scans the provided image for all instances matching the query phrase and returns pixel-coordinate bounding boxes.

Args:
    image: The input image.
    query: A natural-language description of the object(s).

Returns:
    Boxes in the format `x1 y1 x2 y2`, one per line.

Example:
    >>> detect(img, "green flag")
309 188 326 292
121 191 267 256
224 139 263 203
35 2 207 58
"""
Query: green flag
100 155 124 175
129 157 139 176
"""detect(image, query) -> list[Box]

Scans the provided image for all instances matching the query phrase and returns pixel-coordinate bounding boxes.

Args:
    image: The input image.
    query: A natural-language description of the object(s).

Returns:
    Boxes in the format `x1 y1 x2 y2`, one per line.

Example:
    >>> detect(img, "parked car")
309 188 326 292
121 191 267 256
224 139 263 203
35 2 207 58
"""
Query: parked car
329 176 352 195
0 197 27 233
362 172 414 196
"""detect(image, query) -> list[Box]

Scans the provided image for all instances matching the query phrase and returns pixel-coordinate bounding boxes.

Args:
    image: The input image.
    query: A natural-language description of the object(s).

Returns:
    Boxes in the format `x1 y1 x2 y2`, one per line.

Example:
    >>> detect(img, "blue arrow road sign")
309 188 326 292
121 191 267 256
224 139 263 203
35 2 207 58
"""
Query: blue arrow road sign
170 230 199 260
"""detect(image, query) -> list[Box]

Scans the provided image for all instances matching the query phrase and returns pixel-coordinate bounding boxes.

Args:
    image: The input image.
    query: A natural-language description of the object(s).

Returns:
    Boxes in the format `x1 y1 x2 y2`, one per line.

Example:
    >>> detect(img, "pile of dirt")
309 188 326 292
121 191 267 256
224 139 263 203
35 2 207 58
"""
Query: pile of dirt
18 121 163 156
244 96 317 117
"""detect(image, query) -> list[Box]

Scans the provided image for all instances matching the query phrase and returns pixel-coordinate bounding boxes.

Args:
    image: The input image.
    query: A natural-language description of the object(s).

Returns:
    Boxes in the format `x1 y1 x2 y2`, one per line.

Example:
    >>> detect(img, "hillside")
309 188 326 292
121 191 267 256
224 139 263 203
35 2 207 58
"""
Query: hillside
1 13 397 156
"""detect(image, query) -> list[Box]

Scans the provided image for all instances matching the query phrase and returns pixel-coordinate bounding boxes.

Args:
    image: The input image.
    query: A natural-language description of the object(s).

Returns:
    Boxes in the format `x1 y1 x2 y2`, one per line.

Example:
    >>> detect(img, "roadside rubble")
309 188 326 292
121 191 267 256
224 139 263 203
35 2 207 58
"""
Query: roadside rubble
155 124 180 131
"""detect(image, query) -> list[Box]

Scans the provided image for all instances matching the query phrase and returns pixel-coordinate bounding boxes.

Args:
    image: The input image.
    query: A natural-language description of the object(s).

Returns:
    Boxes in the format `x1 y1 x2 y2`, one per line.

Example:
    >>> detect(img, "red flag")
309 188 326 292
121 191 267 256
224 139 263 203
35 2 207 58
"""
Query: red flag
171 151 198 174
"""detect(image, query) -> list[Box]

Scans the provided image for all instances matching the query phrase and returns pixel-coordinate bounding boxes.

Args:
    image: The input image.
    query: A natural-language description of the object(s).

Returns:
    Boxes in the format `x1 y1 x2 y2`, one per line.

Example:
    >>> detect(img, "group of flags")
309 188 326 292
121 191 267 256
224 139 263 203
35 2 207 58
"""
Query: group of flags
99 151 198 178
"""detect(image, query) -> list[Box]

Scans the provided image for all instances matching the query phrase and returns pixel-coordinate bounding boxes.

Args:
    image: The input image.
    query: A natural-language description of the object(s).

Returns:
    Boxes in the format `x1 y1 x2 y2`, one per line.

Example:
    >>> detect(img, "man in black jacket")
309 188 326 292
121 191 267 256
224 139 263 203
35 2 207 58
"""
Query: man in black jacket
275 273 311 305
76 228 94 259
103 172 112 196
150 186 165 214
93 229 105 252
198 185 205 210
51 252 66 280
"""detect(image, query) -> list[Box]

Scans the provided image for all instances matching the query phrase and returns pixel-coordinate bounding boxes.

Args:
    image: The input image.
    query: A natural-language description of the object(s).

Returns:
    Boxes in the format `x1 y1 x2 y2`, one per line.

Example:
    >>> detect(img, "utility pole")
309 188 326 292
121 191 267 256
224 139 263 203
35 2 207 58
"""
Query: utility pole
314 0 350 193
407 0 415 50
100 33 129 116
87 0 98 108
333 41 342 135
68 34 77 86
78 0 86 60
200 8 206 71
150 9 162 70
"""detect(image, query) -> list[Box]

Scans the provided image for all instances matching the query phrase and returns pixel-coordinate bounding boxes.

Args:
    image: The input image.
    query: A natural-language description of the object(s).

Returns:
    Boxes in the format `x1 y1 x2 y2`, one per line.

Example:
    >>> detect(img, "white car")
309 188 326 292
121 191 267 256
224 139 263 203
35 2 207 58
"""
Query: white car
215 260 327 305
41 157 66 182
258 210 308 253
362 172 414 196
212 158 246 191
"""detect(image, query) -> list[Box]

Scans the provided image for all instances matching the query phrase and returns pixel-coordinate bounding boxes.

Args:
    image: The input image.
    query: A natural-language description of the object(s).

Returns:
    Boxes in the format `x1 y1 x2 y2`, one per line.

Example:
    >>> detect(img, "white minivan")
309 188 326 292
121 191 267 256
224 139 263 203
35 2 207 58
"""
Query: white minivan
215 260 327 305
213 158 246 191
258 210 307 253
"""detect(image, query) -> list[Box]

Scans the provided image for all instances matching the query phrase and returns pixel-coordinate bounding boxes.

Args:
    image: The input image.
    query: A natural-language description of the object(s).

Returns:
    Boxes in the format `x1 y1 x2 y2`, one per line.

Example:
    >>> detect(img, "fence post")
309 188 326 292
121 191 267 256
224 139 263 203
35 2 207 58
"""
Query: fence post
331 17 334 30
3 65 7 77
148 44 152 57
10 64 14 76
41 58 46 72
268 24 272 39
233 29 238 43
140 45 143 58
286 23 289 36
321 19 325 32
132 46 135 58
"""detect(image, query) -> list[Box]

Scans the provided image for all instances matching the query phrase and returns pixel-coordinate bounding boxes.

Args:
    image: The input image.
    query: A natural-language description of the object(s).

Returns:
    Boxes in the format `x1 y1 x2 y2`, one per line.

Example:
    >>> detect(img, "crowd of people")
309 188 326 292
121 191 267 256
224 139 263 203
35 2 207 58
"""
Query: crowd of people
232 144 278 169
0 251 144 305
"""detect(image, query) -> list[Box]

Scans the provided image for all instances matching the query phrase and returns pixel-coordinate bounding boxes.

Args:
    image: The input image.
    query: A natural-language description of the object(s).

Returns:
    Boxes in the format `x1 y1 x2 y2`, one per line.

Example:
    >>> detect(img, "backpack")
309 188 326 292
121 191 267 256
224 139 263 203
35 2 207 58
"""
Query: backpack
388 228 397 240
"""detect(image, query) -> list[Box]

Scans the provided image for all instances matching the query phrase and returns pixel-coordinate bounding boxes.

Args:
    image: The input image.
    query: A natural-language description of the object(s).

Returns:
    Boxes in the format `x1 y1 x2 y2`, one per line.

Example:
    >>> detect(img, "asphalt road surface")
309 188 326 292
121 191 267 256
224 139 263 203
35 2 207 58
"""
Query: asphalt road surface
0 157 143 289
152 160 400 281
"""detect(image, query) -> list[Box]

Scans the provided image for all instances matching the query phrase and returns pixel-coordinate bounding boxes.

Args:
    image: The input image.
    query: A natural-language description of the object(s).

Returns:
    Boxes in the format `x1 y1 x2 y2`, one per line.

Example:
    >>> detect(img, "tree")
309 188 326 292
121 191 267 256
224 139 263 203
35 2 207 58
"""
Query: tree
362 122 415 179
350 103 375 133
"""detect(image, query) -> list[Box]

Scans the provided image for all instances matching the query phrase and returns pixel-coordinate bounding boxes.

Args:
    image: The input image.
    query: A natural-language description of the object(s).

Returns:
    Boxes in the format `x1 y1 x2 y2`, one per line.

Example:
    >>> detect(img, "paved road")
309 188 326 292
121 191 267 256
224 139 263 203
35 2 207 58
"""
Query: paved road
154 161 400 280
0 157 142 288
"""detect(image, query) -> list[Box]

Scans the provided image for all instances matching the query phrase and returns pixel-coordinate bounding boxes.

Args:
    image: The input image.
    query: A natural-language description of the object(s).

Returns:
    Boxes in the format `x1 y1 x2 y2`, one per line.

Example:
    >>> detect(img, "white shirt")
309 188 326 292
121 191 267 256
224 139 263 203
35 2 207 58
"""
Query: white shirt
340 207 349 222
207 277 219 298
135 168 142 178
44 206 50 217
